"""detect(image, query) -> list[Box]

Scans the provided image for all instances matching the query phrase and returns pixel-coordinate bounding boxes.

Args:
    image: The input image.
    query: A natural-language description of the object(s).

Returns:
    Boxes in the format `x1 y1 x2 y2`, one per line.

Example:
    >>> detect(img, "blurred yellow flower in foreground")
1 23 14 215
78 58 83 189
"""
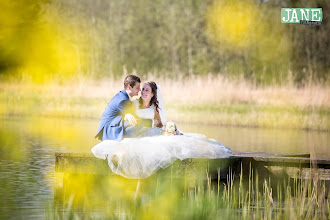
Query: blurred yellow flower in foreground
0 0 84 83
206 0 259 48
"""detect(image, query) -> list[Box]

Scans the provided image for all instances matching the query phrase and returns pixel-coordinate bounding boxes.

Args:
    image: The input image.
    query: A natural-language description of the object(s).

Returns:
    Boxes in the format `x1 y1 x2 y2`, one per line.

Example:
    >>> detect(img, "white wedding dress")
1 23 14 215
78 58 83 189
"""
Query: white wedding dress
92 86 232 179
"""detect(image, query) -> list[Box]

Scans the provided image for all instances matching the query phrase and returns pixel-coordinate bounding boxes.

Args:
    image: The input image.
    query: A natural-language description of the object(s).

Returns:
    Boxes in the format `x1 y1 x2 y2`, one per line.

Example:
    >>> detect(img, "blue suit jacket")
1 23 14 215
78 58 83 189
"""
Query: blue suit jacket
95 90 133 141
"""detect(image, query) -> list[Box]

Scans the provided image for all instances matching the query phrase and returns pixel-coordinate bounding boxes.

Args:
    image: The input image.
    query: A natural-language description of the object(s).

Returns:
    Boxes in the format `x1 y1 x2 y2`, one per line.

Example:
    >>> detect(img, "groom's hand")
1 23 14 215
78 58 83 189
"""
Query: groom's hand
124 113 137 126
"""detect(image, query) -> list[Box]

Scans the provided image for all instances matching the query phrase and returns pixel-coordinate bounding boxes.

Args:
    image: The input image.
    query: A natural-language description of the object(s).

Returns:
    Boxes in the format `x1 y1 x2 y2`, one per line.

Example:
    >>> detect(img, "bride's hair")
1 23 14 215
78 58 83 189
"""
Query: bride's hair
139 81 160 113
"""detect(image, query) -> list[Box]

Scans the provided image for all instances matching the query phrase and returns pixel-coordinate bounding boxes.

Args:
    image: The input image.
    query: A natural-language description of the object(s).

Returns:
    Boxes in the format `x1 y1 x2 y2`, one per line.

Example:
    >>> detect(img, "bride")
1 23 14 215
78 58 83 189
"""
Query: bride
92 81 232 179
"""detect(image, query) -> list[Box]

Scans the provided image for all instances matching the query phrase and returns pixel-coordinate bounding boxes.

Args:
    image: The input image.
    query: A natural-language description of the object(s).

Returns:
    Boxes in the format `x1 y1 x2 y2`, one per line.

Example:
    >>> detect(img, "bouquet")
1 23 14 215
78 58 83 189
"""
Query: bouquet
162 121 182 136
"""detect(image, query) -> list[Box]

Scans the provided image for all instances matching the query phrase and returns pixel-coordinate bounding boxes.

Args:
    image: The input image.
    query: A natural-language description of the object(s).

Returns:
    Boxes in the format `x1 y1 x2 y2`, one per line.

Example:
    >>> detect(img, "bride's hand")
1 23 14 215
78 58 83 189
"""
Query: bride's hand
124 113 137 126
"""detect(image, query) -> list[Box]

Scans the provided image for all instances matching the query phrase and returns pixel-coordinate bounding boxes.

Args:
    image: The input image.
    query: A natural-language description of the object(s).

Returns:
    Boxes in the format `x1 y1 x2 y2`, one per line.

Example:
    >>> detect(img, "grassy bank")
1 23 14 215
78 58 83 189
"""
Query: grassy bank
0 75 329 131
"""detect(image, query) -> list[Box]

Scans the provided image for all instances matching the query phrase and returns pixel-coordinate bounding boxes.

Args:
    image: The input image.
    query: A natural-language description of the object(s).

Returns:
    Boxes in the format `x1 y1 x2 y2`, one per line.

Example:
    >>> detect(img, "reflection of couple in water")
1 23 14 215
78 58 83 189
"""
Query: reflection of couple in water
92 75 232 178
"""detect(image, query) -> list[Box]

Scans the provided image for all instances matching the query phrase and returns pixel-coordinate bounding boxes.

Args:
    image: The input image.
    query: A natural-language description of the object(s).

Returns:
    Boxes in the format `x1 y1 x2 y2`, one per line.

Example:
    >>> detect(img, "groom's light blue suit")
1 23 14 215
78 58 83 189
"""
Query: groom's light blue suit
95 90 137 141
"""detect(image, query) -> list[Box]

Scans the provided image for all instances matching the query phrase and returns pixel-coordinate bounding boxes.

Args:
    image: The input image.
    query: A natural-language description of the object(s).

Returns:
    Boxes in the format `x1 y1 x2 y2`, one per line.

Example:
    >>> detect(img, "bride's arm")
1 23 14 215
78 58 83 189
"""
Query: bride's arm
153 106 163 128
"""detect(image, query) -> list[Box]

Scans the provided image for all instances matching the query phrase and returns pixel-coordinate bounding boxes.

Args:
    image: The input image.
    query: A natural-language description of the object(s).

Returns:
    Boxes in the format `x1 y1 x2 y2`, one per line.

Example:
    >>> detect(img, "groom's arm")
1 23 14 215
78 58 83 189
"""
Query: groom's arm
118 100 137 125
117 99 134 115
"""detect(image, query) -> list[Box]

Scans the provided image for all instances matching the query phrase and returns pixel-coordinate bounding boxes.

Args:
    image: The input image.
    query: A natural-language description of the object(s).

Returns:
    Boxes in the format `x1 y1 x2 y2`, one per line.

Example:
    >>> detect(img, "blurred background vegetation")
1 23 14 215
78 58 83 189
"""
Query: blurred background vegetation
0 0 329 130
0 0 329 84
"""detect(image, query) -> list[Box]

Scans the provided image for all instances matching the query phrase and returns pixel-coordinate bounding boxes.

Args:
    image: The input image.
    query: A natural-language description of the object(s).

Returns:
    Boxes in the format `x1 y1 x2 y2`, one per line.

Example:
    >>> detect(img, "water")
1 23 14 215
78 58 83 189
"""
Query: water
0 118 329 219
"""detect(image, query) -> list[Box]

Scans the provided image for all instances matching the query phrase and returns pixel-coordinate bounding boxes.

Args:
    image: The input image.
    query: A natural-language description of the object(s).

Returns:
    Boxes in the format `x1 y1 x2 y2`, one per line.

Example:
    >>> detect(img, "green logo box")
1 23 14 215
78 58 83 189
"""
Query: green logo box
281 8 323 23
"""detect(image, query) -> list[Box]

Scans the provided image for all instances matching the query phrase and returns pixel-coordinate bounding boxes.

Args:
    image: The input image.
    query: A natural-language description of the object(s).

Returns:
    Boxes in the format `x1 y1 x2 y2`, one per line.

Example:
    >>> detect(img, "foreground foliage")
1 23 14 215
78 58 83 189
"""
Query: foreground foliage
48 165 330 219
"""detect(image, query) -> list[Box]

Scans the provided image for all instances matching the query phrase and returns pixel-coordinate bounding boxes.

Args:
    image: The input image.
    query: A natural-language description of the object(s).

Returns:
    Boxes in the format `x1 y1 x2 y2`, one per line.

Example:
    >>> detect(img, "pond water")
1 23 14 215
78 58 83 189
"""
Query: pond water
0 118 329 219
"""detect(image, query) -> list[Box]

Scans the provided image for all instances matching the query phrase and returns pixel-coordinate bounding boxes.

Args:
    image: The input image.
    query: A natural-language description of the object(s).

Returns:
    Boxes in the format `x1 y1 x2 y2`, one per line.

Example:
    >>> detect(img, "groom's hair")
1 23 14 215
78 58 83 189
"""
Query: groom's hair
124 75 141 89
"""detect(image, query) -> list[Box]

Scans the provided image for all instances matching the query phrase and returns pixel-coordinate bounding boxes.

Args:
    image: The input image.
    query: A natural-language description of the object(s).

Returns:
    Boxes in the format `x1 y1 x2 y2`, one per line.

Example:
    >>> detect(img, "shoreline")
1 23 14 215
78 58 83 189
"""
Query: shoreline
1 77 329 132
1 109 328 132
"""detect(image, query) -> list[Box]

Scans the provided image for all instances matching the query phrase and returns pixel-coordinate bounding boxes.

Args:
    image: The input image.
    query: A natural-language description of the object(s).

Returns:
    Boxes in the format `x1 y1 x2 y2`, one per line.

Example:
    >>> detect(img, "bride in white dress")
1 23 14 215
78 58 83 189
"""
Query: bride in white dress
92 81 232 179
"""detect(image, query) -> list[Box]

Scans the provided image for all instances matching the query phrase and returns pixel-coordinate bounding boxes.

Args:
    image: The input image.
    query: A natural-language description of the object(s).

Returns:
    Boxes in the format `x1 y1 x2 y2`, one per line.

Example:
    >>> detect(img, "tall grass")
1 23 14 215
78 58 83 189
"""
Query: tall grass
46 164 330 219
0 73 329 130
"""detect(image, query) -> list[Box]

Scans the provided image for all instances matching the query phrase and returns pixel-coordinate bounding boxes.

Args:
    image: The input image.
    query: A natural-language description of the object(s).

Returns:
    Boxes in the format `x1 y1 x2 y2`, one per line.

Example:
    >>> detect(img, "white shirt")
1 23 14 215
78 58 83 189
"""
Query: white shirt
125 90 134 101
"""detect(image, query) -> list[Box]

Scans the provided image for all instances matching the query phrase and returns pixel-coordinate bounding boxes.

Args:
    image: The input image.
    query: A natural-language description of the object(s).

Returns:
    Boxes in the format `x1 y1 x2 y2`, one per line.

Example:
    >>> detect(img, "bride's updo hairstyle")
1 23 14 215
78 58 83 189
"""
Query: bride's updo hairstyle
139 81 160 113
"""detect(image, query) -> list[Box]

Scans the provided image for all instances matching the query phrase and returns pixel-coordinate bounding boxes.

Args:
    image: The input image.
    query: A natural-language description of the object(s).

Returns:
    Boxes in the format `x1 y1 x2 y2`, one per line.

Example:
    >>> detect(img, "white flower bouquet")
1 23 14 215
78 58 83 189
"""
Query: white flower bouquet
162 121 182 136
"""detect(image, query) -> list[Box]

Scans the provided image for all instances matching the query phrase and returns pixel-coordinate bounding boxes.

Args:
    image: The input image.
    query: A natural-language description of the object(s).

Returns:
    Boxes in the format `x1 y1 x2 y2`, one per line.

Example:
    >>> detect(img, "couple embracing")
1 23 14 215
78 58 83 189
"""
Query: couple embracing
95 75 166 142
92 75 232 179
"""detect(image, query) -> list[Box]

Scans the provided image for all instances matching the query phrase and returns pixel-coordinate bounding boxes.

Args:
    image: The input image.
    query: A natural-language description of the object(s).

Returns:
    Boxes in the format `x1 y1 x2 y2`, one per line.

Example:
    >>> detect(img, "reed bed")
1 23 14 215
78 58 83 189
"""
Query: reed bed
46 165 330 219
1 74 329 130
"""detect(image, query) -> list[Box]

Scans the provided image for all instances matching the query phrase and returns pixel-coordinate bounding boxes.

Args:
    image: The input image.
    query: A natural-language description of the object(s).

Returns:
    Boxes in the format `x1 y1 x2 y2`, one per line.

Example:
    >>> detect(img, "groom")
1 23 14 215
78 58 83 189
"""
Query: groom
95 75 143 141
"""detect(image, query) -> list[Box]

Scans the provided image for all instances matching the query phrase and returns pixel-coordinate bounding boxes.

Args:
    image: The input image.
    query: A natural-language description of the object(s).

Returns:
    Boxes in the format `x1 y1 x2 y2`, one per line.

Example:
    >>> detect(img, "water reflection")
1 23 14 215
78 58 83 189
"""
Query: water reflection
4 118 328 157
179 123 329 158
0 136 56 219
0 118 329 219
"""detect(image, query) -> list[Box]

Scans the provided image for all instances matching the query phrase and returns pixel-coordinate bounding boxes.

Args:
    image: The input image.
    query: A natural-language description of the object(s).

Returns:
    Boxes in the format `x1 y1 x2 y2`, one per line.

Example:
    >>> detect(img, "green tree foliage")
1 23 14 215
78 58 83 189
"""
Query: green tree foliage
0 0 329 85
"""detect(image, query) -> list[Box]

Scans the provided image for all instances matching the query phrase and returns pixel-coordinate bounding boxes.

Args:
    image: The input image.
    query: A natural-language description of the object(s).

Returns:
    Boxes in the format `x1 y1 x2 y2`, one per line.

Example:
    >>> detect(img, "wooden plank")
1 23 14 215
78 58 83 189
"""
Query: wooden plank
55 151 330 175
55 154 112 174
252 156 330 168
55 154 238 175
231 151 310 158
55 152 94 158
55 151 311 159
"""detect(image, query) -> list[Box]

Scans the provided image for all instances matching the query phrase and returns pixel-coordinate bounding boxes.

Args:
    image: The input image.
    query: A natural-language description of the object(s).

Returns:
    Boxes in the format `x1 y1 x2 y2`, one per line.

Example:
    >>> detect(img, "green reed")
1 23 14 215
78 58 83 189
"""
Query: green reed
46 164 330 219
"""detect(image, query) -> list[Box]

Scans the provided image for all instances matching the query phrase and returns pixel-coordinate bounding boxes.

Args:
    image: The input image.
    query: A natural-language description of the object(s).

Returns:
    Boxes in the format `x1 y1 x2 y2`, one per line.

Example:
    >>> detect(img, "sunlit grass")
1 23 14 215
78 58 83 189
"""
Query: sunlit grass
0 74 329 131
169 104 329 131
